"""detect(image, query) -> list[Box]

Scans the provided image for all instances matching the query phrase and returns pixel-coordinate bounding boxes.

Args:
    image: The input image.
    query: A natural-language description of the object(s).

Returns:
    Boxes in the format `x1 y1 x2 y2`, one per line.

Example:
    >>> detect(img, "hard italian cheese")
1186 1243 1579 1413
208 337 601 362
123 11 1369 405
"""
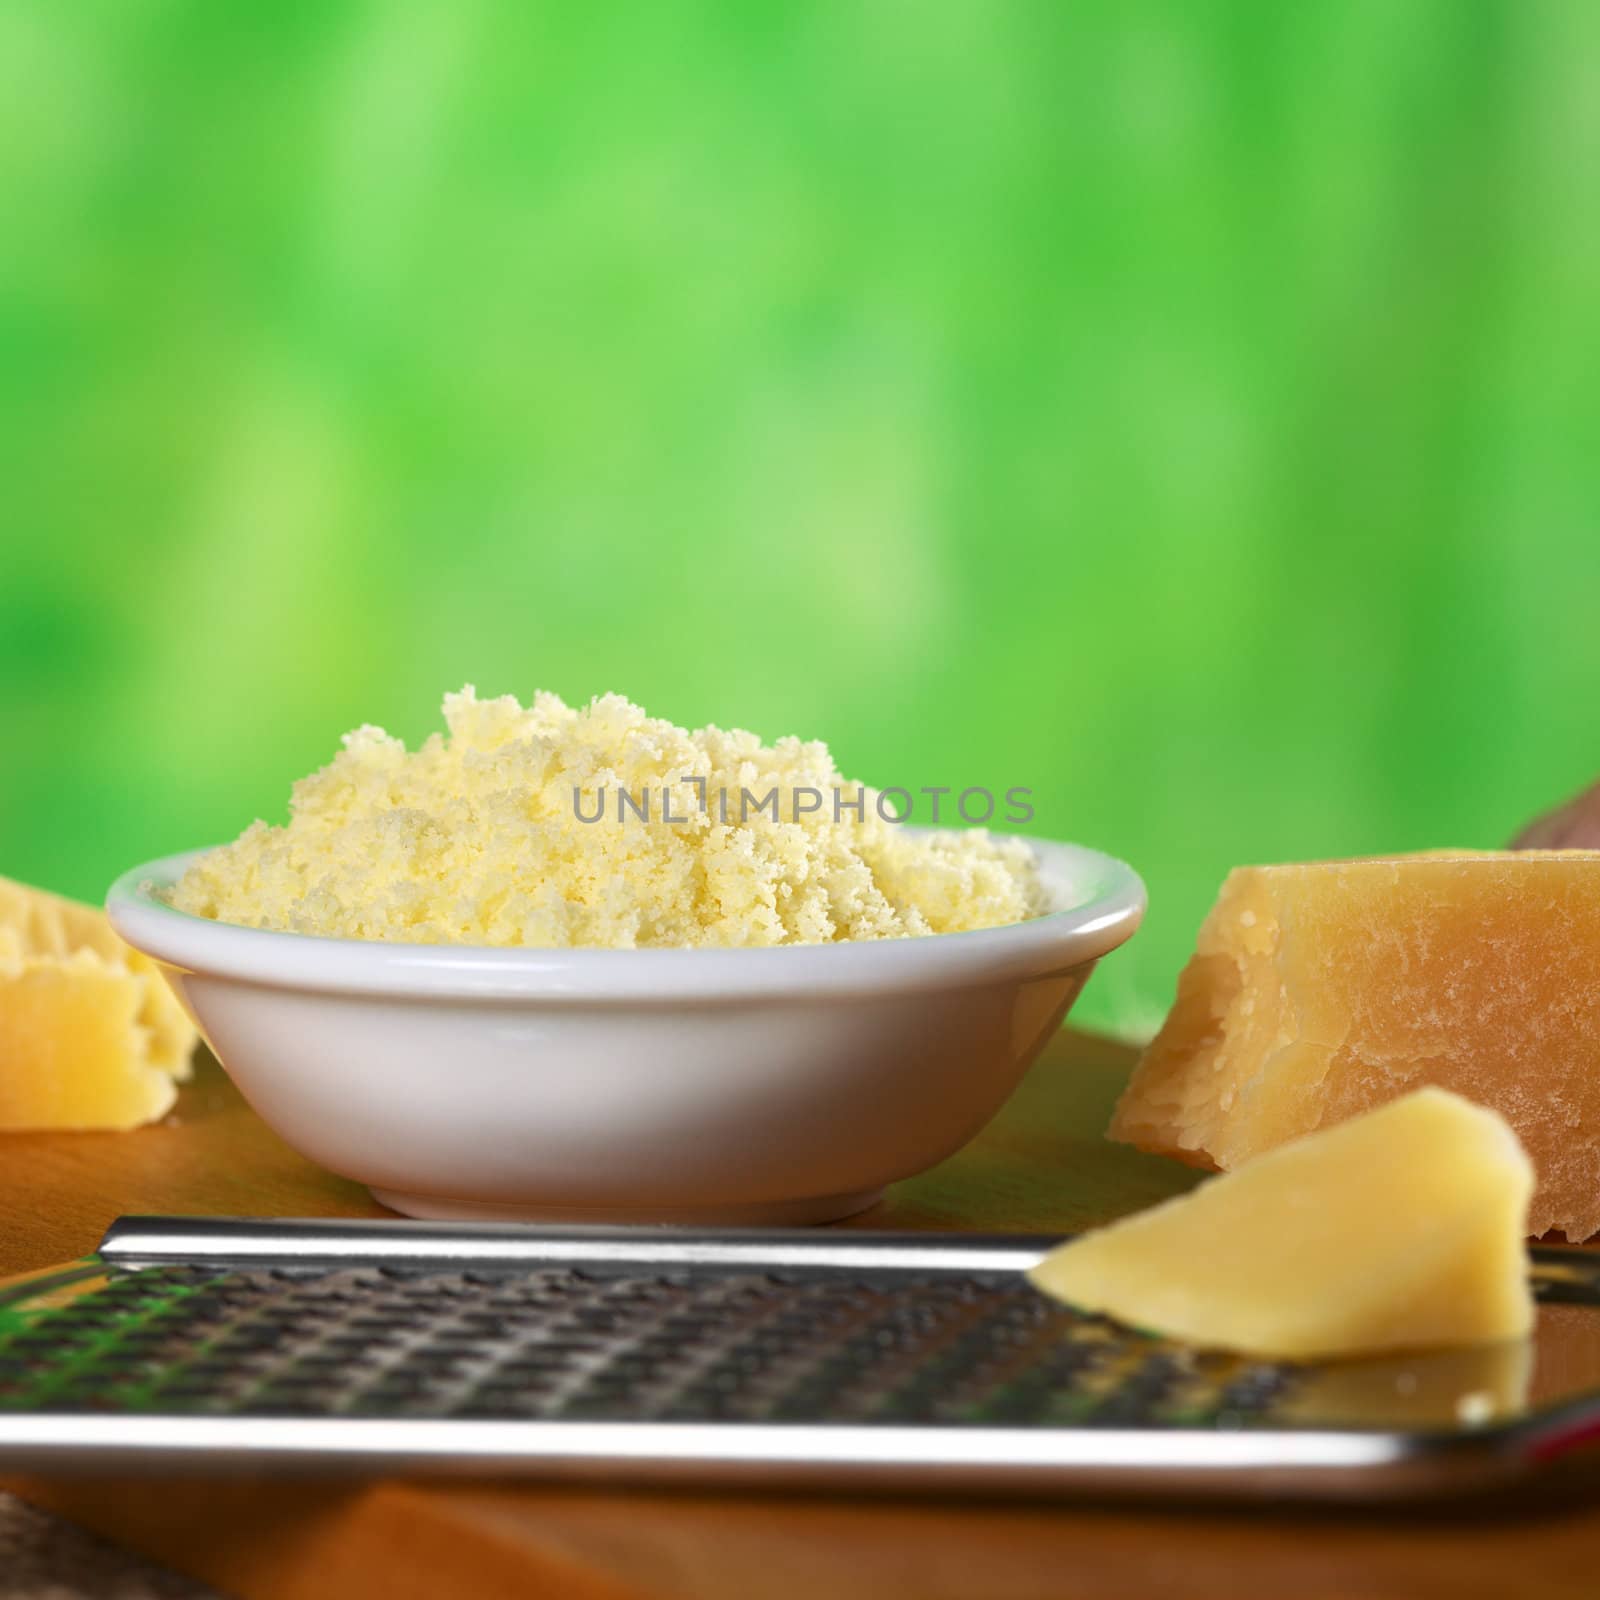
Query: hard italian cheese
1110 852 1600 1239
167 687 1046 949
1031 1089 1534 1360
0 876 197 1130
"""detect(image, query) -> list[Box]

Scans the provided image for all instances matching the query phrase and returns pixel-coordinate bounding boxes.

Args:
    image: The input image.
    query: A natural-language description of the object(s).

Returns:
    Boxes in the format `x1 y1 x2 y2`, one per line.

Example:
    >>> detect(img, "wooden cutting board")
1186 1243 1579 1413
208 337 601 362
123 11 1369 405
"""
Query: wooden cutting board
5 1029 1600 1600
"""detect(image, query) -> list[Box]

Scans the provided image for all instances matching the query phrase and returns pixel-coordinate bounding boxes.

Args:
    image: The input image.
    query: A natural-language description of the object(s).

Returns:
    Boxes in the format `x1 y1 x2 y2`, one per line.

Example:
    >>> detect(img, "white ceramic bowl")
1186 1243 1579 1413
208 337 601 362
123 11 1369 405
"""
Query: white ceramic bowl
107 839 1144 1226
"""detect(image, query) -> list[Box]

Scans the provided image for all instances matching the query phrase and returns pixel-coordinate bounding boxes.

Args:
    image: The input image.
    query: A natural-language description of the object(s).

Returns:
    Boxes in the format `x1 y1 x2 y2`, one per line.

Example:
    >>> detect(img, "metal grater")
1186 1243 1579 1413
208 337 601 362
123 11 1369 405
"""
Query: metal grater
5 1217 1600 1500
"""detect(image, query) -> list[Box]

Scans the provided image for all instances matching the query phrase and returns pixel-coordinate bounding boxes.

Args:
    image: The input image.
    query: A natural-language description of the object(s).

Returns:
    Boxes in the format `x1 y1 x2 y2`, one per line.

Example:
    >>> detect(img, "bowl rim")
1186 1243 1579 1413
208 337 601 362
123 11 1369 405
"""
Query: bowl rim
105 837 1145 1002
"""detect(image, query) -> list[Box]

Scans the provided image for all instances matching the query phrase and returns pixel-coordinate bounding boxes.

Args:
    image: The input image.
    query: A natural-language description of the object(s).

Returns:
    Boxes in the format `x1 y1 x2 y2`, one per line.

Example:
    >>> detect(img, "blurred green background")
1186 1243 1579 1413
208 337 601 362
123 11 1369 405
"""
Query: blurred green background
3 0 1598 1037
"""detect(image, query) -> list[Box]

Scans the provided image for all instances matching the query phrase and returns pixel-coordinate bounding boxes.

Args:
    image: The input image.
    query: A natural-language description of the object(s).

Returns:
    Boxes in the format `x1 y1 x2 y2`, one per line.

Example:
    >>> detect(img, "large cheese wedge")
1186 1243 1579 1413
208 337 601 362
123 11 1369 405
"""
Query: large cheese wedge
0 875 197 1130
1030 1088 1534 1360
1111 852 1600 1239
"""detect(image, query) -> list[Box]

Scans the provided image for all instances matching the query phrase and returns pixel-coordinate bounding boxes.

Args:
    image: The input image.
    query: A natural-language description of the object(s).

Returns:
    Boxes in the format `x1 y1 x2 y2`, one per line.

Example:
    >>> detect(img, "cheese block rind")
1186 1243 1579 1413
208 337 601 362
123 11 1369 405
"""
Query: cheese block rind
1110 852 1600 1240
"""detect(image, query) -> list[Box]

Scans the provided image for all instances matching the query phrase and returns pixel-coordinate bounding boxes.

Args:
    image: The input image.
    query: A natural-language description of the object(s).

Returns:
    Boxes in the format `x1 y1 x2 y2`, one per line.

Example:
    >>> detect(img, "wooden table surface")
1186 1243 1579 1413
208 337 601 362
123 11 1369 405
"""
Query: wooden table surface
5 1028 1600 1600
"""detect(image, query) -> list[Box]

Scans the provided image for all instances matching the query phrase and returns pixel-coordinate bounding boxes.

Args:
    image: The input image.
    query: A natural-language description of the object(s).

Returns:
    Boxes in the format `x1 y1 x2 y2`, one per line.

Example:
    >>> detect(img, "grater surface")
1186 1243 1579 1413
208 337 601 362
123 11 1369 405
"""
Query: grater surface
4 1217 1600 1500
0 1262 1293 1429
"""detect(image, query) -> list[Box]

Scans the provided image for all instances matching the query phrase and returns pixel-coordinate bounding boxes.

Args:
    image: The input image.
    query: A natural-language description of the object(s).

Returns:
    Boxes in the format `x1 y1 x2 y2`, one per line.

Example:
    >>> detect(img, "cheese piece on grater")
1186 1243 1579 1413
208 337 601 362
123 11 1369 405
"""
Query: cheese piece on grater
1035 1088 1534 1360
1110 851 1600 1240
0 875 197 1130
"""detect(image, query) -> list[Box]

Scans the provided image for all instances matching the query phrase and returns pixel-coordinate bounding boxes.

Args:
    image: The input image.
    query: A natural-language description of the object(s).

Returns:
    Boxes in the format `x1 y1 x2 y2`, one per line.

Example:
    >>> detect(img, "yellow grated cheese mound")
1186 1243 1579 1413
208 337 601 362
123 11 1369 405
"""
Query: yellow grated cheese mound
168 688 1047 948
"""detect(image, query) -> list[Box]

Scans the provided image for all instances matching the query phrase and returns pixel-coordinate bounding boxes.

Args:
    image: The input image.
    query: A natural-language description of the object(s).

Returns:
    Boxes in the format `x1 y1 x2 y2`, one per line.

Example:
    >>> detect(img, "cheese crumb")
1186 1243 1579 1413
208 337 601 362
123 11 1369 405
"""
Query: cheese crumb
168 687 1047 948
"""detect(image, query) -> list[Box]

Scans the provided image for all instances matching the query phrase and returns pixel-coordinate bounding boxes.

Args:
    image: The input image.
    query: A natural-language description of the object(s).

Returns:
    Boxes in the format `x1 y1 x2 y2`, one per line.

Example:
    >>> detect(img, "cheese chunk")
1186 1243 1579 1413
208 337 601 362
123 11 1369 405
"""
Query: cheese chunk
1111 852 1600 1239
0 876 197 1130
1031 1089 1534 1360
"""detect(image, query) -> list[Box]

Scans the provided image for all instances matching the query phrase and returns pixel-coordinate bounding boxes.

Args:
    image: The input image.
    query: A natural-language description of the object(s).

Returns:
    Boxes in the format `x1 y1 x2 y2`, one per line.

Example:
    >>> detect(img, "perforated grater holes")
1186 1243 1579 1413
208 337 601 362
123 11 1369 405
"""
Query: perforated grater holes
0 1259 1305 1430
10 1222 1600 1497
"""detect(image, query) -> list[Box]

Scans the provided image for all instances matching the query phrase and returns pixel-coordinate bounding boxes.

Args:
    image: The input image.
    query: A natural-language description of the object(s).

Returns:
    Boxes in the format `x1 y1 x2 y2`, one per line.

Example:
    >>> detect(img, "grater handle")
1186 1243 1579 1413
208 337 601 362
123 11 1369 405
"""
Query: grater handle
1525 1402 1600 1463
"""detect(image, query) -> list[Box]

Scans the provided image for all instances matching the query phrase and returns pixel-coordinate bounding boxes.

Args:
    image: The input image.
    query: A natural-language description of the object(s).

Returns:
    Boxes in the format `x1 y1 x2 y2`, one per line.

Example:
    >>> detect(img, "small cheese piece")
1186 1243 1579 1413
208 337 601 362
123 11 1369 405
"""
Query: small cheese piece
0 876 197 1130
1110 852 1600 1239
1030 1089 1534 1360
